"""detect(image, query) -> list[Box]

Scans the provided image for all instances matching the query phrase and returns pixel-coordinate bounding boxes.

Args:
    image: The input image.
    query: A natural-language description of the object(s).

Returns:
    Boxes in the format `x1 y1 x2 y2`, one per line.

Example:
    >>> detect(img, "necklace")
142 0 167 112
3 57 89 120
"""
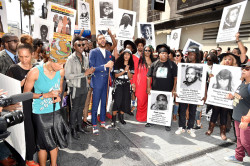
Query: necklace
45 63 54 73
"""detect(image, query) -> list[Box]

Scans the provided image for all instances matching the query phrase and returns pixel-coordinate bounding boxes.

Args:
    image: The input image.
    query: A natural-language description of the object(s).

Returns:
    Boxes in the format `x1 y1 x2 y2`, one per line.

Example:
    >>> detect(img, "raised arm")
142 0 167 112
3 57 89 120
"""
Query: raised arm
236 32 247 63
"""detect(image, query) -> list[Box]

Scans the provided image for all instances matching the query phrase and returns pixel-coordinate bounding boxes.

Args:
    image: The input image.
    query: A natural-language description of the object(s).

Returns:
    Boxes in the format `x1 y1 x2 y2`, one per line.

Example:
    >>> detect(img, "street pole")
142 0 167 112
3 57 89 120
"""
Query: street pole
19 0 22 34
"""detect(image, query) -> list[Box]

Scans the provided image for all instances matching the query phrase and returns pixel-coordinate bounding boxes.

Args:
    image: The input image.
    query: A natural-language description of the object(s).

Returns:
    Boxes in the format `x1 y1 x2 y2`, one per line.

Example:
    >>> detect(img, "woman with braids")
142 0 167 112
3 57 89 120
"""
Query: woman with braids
133 45 154 122
111 49 134 127
6 34 39 166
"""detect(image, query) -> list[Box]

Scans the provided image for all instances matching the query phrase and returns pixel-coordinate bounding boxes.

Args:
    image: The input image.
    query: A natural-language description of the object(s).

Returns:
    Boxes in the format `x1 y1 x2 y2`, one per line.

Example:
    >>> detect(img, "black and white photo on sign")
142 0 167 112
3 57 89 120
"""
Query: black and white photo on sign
0 0 8 35
137 22 156 48
116 9 136 39
33 17 53 44
78 1 91 30
0 74 26 160
94 0 118 31
182 39 203 55
147 90 173 126
169 28 182 50
117 38 126 51
206 64 242 109
156 0 165 3
176 63 207 105
216 0 247 43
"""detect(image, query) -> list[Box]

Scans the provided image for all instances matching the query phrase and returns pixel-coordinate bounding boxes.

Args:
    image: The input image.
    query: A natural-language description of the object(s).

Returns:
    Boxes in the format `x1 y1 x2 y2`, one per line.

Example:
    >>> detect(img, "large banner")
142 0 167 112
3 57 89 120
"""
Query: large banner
147 90 173 126
169 28 182 50
206 64 242 109
116 8 136 40
216 1 247 43
78 1 91 30
176 63 207 105
137 22 156 48
33 17 54 45
47 2 76 41
0 74 26 160
0 0 8 37
182 38 203 55
94 0 118 34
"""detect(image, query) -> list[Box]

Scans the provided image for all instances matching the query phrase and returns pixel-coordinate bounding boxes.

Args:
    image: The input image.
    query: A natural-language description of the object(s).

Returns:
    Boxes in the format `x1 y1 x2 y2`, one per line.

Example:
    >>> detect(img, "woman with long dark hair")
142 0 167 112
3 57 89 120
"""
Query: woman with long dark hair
111 49 134 127
133 45 154 122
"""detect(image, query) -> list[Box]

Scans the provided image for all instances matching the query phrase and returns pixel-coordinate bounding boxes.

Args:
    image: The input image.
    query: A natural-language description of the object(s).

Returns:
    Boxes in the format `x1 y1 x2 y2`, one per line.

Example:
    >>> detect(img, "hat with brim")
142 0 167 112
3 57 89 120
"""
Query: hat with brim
241 61 250 66
124 40 137 54
218 53 241 67
156 43 168 52
106 41 112 46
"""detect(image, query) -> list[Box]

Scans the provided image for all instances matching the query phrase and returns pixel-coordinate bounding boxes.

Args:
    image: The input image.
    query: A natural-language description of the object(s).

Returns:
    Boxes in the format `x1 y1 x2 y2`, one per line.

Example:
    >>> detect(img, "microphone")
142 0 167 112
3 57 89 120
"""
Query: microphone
0 92 33 107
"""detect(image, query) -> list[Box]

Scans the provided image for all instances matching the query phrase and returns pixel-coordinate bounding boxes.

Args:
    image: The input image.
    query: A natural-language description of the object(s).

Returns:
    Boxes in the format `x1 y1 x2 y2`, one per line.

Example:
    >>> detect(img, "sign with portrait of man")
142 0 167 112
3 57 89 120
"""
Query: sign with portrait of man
94 0 118 33
182 39 203 55
176 63 207 105
147 90 173 126
78 1 91 30
137 22 156 48
216 0 247 43
33 17 54 44
116 8 136 40
169 28 182 50
206 64 242 109
0 0 8 37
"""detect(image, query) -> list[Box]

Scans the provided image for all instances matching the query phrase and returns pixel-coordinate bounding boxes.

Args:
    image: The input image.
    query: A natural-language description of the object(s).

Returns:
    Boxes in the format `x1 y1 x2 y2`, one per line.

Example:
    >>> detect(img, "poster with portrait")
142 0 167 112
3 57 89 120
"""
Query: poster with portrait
94 0 118 33
47 2 76 41
206 64 242 109
116 9 136 39
137 22 156 48
176 63 207 105
182 39 203 55
147 91 173 126
0 0 8 37
33 17 54 45
169 28 182 50
0 74 26 160
78 1 91 30
117 38 126 51
216 0 247 43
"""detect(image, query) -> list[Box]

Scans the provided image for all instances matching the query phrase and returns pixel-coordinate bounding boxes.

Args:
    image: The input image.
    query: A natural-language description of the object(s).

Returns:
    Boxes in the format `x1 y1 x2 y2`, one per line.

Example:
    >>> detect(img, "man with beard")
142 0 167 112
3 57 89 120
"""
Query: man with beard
40 25 49 43
89 34 114 135
0 33 19 74
182 66 202 90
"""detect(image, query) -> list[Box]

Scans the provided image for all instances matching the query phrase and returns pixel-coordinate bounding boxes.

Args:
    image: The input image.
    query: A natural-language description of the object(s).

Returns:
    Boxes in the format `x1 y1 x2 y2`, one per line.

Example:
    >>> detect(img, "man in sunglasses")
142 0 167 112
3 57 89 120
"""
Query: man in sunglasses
0 33 19 74
65 36 95 139
225 61 250 164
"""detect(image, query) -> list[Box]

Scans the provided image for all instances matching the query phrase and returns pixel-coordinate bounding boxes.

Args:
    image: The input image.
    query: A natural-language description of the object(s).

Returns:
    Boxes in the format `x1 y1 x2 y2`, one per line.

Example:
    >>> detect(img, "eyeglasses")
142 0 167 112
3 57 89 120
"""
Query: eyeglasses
77 44 85 47
7 40 19 43
241 66 250 71
144 50 151 52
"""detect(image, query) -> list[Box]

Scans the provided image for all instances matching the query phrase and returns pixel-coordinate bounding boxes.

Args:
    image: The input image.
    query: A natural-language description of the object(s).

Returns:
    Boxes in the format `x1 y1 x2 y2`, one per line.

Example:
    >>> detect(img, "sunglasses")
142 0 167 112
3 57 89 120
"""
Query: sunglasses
8 40 19 43
144 50 151 52
216 50 221 51
241 66 250 71
77 44 85 47
207 59 212 62
175 54 180 57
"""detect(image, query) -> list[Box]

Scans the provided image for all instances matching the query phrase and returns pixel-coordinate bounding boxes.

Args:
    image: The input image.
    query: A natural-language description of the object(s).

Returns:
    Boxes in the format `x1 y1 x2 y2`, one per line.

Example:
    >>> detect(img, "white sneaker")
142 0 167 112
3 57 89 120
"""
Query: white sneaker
175 127 185 135
187 128 196 137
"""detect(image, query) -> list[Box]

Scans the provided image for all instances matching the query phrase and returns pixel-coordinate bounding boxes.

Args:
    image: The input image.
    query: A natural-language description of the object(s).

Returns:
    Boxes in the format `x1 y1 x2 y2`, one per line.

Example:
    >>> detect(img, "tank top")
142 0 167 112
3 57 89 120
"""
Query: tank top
32 64 61 114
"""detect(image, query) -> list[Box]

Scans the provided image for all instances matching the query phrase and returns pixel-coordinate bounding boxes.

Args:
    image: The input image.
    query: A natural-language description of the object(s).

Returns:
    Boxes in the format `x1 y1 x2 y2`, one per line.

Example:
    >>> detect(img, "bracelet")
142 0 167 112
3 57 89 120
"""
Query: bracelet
39 93 44 100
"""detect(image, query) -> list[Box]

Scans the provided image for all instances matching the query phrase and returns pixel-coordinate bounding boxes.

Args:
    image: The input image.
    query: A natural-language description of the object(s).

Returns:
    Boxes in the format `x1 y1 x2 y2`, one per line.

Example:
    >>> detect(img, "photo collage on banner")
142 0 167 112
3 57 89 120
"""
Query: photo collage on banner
147 91 173 126
137 22 156 48
176 63 207 105
95 0 118 43
47 2 76 41
0 0 8 37
206 64 242 109
169 28 182 50
182 38 203 55
33 17 54 45
0 73 26 160
216 0 247 43
78 1 91 30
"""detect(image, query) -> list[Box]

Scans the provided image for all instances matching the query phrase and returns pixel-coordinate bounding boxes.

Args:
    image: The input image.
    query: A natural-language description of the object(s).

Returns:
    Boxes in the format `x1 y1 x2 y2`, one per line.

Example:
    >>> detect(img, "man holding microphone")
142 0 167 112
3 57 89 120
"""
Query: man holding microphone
89 34 114 135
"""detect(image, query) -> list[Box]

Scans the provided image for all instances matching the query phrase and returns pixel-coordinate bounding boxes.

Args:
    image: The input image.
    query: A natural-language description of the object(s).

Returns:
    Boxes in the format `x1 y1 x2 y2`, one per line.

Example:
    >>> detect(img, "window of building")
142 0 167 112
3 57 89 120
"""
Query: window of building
147 0 160 22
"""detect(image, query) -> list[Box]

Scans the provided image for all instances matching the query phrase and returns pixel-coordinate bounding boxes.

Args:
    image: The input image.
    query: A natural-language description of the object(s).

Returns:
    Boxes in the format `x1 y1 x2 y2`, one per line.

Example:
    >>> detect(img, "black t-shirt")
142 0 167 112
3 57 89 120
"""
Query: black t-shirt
147 60 177 92
232 82 250 125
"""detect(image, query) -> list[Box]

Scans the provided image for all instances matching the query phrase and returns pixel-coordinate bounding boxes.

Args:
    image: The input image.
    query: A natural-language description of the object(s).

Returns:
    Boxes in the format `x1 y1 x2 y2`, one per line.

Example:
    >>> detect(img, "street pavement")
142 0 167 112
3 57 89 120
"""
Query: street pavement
55 111 250 166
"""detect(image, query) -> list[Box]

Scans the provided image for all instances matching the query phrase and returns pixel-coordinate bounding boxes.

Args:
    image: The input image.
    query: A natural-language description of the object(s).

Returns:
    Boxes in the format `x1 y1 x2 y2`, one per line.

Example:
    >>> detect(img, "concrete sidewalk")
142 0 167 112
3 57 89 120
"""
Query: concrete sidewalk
56 113 250 166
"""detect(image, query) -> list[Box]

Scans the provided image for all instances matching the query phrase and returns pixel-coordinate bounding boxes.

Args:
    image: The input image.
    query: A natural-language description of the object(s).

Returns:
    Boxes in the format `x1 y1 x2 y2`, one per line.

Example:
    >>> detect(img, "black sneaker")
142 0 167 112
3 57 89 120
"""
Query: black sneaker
145 123 153 127
194 126 201 130
165 126 171 131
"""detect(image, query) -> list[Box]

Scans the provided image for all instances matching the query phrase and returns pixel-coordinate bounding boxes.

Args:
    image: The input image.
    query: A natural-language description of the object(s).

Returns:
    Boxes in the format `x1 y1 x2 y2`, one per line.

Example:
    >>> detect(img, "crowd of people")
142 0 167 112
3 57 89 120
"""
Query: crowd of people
0 29 249 166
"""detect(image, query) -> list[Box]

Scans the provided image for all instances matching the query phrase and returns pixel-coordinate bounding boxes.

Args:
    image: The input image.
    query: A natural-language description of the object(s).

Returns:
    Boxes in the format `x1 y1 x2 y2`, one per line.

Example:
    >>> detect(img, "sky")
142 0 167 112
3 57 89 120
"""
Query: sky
6 0 46 33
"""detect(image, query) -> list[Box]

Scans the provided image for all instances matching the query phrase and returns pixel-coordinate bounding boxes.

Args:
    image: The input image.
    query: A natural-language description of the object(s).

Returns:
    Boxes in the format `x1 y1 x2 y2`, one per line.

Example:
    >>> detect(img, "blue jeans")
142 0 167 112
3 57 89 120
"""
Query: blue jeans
0 142 11 160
